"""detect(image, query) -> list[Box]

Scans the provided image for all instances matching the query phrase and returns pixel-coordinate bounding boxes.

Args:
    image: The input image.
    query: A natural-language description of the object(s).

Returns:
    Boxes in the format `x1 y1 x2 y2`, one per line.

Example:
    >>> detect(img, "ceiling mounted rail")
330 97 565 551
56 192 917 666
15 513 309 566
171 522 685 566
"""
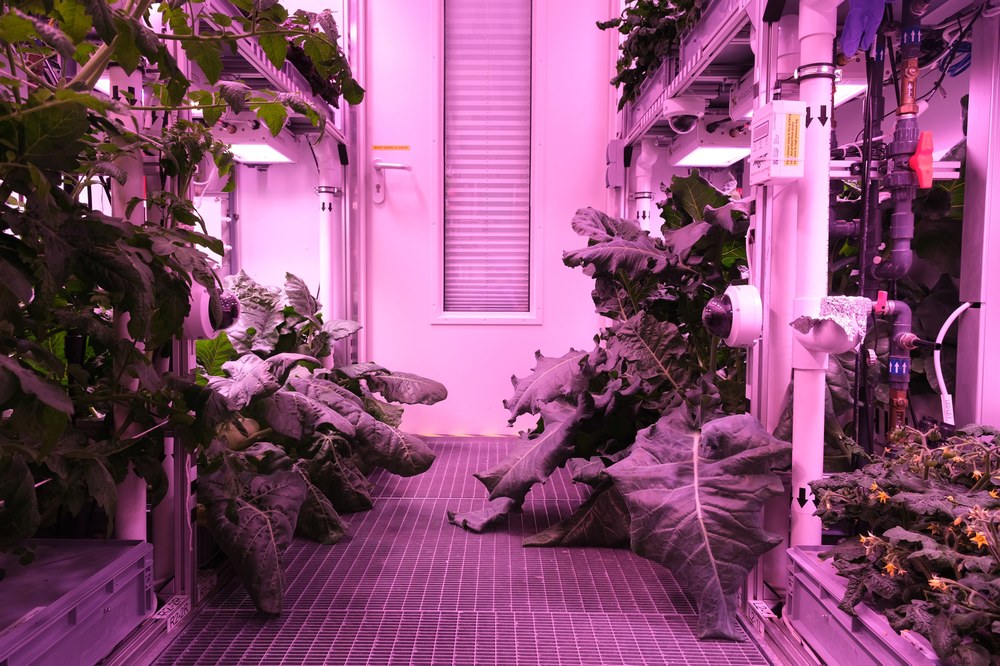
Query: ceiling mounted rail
624 0 753 145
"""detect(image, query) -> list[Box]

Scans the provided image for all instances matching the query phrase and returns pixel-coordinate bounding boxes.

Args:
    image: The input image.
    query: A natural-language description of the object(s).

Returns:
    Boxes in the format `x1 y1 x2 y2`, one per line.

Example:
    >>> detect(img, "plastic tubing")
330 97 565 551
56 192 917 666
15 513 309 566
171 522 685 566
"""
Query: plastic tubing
933 302 972 424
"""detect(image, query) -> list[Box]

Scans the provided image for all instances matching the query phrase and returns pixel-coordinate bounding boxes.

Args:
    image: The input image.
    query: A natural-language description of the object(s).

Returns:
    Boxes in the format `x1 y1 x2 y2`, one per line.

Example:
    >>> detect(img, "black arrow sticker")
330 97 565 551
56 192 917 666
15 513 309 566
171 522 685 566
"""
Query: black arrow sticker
805 107 813 128
819 105 829 126
797 487 810 508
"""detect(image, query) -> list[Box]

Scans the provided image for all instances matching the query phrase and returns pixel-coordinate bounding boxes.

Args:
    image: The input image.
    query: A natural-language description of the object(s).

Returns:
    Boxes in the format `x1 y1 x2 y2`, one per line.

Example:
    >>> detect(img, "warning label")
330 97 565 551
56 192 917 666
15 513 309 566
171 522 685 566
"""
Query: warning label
372 145 410 151
784 114 800 166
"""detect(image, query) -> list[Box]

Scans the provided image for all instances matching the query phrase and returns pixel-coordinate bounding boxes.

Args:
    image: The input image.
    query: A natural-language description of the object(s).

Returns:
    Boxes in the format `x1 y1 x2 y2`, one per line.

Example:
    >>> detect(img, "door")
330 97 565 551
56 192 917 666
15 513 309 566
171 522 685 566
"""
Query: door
362 0 613 434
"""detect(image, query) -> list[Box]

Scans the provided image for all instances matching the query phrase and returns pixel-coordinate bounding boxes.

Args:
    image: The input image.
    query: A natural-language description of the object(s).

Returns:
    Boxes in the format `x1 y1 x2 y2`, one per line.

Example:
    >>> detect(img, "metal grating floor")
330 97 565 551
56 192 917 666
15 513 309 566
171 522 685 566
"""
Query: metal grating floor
155 438 771 665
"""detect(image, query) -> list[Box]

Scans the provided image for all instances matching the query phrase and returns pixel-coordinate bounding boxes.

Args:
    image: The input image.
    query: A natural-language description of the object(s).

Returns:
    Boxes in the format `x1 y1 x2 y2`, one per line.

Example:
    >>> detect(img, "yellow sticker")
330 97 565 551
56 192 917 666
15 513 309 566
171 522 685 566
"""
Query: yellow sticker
372 145 411 151
784 113 800 166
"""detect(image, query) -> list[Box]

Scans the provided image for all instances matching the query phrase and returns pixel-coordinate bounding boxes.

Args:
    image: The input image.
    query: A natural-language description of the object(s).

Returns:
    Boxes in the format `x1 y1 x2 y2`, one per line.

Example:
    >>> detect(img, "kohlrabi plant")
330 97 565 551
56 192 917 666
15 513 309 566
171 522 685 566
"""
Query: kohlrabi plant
449 172 793 640
196 272 447 614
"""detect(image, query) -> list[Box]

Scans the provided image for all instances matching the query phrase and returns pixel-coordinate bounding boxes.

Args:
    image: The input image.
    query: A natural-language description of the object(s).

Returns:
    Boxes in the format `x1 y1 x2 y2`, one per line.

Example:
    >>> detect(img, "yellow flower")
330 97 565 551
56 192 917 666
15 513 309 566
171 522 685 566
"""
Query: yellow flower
928 523 941 535
883 562 905 577
870 482 880 492
928 576 948 591
990 490 999 499
954 516 964 526
971 532 989 549
877 491 891 504
972 469 984 480
947 495 956 502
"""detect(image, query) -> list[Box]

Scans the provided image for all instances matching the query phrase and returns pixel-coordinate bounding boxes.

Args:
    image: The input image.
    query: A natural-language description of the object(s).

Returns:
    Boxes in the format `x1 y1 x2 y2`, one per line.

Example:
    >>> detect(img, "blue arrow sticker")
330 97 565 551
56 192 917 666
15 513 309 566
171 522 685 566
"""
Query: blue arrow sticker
902 29 921 45
889 357 910 376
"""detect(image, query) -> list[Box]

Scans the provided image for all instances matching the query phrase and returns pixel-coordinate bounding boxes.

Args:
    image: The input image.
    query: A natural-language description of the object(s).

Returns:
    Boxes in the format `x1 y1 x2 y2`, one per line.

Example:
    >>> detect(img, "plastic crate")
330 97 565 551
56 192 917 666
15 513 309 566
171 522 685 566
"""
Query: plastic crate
786 546 939 666
0 540 154 666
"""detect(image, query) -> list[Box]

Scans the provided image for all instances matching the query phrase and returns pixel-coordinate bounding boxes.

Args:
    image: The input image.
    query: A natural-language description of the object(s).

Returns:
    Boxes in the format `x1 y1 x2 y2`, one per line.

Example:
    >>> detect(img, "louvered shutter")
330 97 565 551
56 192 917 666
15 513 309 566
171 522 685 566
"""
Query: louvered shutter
443 0 532 312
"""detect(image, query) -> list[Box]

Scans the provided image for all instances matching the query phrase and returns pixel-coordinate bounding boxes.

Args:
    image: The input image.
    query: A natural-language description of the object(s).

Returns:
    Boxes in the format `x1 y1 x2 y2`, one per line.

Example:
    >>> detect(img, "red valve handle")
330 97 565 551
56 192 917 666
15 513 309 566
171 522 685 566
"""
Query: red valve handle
874 290 889 315
909 131 934 189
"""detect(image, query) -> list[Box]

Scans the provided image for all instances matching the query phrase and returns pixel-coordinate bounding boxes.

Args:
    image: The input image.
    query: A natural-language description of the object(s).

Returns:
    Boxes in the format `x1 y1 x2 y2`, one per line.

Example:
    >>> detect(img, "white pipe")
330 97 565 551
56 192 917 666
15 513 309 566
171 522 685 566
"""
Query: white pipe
152 435 175 583
107 65 149 540
760 183 797 590
633 138 658 236
790 0 838 548
315 140 347 368
934 302 972 425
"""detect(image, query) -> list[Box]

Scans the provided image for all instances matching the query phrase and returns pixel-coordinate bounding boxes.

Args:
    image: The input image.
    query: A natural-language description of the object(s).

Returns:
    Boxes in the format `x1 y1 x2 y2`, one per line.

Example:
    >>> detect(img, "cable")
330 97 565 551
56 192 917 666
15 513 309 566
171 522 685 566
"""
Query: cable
918 7 983 104
933 301 972 425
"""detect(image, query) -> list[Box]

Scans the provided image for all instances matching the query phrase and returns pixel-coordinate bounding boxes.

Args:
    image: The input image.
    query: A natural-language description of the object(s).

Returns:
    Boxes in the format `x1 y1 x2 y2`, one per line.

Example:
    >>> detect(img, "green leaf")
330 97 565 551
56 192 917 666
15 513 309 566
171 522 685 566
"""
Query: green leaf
503 349 588 424
607 414 791 640
366 371 448 406
362 396 404 427
668 170 730 223
258 389 357 440
323 319 361 341
83 458 117 522
0 455 41 541
82 0 115 43
14 9 75 57
111 17 141 72
6 99 89 172
340 77 365 106
350 417 435 477
259 33 288 71
0 11 38 43
293 465 346 544
563 235 669 277
196 332 238 379
208 355 281 409
199 467 307 614
217 80 252 114
523 482 629 547
446 497 518 533
184 40 223 84
0 356 73 415
283 272 319 319
304 437 373 514
473 400 590 505
255 102 288 136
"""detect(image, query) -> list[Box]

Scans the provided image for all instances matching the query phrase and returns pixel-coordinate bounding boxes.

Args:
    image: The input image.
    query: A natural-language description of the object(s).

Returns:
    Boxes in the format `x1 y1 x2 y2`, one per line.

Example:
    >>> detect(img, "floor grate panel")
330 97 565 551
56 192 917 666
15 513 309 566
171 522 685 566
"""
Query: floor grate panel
155 437 770 665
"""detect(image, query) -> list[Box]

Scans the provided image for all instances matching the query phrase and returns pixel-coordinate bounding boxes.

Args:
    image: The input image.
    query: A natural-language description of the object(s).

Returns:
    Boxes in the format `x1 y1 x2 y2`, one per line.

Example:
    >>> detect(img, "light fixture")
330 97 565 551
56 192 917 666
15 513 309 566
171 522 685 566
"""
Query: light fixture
668 120 751 168
834 55 869 107
214 113 299 165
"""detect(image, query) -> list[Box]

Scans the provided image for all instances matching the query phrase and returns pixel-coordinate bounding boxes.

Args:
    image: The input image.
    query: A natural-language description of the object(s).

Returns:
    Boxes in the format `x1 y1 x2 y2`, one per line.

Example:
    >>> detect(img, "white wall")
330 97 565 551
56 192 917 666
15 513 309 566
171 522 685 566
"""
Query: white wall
364 0 612 435
234 140 323 294
231 0 614 435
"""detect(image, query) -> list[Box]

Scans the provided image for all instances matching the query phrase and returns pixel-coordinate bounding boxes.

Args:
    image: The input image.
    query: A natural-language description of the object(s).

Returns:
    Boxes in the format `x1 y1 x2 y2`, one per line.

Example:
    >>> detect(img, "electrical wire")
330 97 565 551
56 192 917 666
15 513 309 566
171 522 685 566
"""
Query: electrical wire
918 6 983 104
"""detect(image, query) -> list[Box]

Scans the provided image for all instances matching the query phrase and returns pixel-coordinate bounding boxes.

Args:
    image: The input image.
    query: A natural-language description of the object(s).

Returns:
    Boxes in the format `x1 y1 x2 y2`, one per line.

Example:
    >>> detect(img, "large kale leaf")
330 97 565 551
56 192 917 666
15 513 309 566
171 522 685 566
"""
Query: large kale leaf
199 466 306 614
606 414 791 640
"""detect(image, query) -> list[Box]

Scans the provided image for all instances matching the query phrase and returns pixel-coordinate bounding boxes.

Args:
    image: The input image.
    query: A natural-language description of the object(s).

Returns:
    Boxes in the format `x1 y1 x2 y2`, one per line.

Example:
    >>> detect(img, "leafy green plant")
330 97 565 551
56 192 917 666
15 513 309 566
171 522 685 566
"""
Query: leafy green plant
812 425 1000 664
0 0 361 560
598 0 703 110
196 272 447 613
449 173 792 639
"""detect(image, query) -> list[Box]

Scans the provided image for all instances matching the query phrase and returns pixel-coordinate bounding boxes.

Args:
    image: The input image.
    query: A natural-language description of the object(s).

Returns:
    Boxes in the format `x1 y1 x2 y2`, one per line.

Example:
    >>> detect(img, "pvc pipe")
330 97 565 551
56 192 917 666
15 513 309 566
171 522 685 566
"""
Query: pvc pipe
790 0 838 548
153 435 176 584
633 138 658 236
934 302 972 425
315 140 347 368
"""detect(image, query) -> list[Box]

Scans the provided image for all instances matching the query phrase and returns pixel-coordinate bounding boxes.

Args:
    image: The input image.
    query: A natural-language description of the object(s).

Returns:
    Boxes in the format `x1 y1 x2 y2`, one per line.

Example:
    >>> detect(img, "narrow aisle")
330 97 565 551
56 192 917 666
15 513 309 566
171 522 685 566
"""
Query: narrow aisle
156 438 770 665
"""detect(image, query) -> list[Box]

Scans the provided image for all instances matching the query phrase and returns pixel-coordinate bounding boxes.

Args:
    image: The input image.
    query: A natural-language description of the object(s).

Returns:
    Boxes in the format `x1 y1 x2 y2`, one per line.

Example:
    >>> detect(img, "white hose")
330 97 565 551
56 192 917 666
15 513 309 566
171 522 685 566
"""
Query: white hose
934 301 972 425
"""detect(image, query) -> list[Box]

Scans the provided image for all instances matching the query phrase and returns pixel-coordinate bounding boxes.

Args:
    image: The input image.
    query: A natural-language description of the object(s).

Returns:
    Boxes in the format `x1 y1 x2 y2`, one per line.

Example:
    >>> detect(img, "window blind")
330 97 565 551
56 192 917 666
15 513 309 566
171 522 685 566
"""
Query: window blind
443 0 532 312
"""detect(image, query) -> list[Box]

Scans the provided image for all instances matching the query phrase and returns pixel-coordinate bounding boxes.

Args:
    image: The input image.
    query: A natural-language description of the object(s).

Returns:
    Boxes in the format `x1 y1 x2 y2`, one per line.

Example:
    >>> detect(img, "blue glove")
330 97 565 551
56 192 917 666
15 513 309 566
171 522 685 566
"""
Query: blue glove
841 0 886 57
